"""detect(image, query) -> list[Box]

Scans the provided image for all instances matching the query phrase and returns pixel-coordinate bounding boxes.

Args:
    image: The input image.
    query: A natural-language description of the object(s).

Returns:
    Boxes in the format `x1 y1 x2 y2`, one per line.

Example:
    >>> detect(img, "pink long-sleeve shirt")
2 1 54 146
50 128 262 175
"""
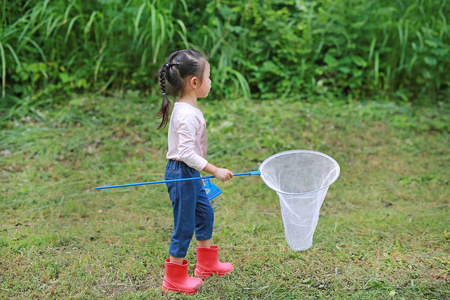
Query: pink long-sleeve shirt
166 102 208 171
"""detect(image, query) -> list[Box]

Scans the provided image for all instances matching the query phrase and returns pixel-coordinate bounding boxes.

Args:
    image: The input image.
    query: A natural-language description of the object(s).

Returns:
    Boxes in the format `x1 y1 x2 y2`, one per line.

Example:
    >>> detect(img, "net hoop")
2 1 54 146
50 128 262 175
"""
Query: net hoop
259 150 340 196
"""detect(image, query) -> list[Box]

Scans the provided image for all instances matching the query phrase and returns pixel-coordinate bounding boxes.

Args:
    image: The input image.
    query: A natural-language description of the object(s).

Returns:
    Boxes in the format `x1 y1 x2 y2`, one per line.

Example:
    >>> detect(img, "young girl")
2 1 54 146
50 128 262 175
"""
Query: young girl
157 49 234 294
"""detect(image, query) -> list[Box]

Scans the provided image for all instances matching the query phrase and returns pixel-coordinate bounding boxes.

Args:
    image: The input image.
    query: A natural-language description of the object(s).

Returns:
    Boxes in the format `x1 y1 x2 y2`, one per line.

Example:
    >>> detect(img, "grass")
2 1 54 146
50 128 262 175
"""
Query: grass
2 0 448 110
0 94 449 299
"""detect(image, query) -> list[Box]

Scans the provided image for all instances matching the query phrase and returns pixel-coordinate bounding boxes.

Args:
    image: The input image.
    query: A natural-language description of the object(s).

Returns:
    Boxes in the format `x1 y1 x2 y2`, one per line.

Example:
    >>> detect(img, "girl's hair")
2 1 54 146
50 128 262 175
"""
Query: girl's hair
156 49 207 129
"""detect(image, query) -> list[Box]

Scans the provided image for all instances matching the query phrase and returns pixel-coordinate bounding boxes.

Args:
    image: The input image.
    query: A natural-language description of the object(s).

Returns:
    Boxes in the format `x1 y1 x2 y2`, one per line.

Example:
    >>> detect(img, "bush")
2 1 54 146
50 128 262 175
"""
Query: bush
190 0 449 101
1 0 448 119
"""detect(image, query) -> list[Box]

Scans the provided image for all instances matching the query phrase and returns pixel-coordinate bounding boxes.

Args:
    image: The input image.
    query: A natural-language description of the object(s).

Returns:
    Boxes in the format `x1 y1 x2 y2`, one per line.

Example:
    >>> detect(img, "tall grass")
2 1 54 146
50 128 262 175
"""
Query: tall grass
200 0 449 101
0 0 448 122
0 0 190 114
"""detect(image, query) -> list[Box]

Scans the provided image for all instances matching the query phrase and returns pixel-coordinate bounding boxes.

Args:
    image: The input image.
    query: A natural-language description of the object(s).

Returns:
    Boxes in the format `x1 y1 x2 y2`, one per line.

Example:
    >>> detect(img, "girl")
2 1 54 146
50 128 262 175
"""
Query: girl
157 49 234 294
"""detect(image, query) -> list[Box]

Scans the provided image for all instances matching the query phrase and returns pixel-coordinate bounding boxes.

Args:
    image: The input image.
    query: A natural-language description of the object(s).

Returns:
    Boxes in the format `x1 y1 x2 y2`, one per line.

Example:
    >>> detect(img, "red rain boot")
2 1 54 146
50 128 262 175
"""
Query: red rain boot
195 245 233 279
162 258 203 294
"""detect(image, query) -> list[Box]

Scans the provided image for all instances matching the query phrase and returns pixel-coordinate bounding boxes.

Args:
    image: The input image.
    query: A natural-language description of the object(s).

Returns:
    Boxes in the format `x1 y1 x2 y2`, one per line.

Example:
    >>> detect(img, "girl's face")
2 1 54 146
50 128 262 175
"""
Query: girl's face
196 61 211 98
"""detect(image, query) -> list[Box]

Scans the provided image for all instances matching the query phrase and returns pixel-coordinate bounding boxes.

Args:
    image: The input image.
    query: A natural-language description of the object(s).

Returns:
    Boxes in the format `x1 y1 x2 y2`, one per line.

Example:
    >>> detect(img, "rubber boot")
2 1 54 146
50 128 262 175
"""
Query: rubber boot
195 245 233 279
162 258 203 294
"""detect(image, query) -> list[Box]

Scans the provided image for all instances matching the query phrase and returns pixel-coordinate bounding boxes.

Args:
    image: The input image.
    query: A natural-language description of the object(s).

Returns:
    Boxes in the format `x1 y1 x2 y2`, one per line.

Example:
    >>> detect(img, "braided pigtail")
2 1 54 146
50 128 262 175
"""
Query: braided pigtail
156 49 207 129
156 63 171 129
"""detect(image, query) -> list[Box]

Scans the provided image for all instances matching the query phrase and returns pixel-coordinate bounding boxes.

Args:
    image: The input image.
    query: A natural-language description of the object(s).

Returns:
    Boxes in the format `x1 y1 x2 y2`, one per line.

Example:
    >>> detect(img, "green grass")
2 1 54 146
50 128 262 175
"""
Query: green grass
0 95 449 299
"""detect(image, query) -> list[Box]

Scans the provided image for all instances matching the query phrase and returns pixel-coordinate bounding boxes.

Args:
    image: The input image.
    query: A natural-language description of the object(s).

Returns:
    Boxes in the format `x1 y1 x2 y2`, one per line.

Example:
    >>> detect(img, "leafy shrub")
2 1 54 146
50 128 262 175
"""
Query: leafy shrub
0 0 448 121
191 0 449 101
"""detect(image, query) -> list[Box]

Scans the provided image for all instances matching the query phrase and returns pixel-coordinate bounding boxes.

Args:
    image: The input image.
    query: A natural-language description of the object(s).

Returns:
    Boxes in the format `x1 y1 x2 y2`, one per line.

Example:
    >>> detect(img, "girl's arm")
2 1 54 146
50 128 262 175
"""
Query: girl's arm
203 163 234 182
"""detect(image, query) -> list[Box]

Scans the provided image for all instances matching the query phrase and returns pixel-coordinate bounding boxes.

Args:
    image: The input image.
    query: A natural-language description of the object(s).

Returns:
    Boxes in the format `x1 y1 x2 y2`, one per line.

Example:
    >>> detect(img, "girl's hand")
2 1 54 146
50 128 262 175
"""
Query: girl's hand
203 163 234 182
213 168 234 182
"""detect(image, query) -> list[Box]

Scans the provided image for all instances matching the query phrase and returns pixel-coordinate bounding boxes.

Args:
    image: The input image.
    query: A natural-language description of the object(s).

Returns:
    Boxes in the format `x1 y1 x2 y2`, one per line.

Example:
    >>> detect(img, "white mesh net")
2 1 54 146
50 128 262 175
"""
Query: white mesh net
259 150 340 251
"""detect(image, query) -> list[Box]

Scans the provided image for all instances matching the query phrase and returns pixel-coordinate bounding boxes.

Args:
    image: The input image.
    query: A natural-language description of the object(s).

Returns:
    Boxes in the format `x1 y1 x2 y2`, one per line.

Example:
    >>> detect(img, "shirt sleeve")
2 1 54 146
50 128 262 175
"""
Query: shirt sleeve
176 114 208 171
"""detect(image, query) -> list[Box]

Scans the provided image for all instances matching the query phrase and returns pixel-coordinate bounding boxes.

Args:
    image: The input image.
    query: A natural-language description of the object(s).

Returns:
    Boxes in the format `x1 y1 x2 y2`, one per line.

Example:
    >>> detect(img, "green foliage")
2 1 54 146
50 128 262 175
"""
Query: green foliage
194 0 449 101
1 0 190 109
317 0 450 101
0 0 449 120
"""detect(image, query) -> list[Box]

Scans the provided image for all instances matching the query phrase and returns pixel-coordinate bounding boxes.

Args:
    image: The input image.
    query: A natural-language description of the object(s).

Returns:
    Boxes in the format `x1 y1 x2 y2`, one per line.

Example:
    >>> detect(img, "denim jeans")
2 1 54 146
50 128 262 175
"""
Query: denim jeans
165 160 214 258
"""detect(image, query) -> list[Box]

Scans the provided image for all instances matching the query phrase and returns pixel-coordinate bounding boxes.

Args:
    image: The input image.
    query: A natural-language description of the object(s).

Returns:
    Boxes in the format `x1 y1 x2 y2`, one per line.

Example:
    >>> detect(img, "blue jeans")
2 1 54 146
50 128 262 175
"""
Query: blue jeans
165 160 214 258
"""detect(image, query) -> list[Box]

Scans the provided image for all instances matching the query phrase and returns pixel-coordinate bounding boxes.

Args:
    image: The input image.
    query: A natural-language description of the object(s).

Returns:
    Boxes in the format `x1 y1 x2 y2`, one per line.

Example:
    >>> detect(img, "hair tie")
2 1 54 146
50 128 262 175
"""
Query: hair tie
166 63 179 68
162 92 166 96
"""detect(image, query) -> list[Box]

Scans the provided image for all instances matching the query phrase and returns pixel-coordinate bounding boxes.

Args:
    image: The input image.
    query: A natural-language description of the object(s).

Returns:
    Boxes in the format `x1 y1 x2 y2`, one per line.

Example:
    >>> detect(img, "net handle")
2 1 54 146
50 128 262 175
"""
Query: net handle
95 170 261 190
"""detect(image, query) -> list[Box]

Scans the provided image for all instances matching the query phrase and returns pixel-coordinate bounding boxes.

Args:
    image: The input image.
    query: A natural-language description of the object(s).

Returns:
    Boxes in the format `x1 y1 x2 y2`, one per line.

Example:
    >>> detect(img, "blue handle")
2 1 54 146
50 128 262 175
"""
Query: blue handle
94 169 261 190
203 178 222 200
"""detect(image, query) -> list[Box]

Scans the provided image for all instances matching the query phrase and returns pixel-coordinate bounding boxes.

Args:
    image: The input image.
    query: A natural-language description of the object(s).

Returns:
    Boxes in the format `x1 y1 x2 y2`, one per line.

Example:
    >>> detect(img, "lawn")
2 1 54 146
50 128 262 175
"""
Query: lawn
0 94 449 299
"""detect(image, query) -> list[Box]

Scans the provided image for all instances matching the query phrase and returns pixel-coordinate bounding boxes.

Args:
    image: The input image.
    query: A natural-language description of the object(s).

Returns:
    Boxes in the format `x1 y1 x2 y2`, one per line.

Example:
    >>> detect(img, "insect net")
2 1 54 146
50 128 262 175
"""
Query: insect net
259 150 340 251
